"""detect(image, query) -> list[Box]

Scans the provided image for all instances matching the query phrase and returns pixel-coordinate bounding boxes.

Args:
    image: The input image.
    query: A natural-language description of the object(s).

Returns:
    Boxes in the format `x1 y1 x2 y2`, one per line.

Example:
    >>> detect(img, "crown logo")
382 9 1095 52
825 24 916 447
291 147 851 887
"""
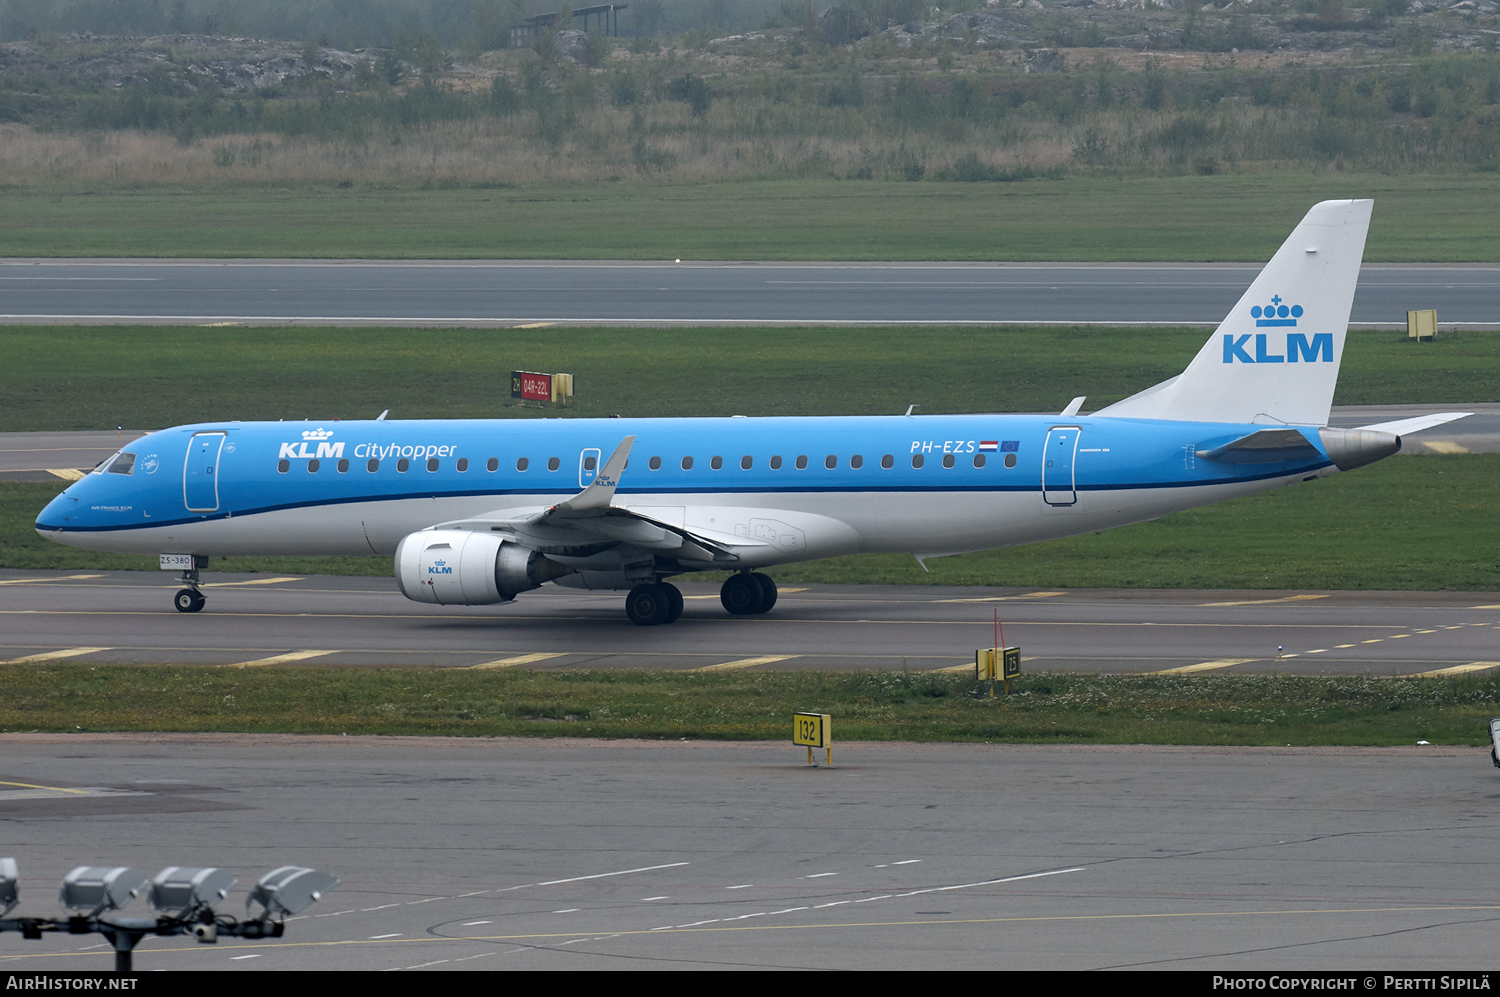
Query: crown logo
1251 295 1303 327
301 427 335 441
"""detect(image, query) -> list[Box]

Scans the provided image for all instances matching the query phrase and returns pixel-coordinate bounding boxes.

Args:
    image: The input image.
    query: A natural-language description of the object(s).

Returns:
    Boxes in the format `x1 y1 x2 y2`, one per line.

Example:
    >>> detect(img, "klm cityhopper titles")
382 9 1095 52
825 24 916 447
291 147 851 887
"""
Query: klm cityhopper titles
35 201 1471 625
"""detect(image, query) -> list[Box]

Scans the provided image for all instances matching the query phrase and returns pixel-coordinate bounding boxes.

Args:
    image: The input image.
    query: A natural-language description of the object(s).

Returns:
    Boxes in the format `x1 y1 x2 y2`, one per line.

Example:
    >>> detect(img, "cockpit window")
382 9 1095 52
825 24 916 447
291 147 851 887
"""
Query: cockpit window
106 452 136 475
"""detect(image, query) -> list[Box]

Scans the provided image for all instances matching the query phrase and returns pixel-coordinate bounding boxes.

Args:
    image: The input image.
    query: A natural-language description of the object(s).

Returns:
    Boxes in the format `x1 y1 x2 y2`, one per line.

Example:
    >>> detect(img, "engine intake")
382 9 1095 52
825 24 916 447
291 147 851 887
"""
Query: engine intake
395 530 570 605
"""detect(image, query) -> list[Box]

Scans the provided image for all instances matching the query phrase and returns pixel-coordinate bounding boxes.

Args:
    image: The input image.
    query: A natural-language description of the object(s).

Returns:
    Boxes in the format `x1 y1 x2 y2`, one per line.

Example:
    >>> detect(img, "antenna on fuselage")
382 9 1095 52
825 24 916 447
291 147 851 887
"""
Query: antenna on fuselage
375 410 389 421
905 404 920 417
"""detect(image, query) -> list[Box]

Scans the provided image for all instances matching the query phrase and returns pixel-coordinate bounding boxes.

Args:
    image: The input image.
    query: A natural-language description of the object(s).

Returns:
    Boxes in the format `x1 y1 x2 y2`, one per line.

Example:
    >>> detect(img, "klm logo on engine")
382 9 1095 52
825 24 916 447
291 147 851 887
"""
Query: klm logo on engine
429 559 452 575
1224 298 1332 363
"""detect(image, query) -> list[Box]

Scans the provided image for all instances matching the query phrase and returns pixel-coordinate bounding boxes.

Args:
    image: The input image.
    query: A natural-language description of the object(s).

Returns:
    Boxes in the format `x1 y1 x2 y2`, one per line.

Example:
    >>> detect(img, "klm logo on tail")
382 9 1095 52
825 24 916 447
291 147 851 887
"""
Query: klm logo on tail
1224 296 1332 364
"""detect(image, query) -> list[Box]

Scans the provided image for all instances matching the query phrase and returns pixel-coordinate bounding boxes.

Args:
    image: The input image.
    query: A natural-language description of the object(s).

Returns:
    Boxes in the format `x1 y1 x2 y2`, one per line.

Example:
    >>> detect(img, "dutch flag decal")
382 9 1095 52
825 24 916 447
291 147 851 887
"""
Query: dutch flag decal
979 441 999 452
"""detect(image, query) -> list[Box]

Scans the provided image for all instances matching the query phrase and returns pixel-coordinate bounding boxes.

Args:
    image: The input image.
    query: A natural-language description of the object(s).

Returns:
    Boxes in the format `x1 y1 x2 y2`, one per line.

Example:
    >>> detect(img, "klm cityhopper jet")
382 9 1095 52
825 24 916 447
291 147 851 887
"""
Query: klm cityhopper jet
35 200 1471 625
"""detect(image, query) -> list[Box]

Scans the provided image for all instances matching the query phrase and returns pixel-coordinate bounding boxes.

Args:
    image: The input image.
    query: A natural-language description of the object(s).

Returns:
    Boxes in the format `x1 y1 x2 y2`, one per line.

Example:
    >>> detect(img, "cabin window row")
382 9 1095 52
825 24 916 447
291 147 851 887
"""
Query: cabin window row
635 453 1019 470
276 451 1022 474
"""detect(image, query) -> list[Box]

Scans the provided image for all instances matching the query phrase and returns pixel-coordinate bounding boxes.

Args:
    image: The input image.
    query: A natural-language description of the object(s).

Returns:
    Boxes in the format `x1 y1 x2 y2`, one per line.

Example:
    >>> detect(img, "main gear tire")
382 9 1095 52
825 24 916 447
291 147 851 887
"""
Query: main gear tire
720 574 761 615
625 583 672 626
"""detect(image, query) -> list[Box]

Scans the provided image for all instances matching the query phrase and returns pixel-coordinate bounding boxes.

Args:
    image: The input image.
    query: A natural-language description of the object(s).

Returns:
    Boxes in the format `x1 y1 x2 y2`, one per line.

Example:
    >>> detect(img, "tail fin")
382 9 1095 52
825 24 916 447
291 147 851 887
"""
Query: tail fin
1095 199 1373 426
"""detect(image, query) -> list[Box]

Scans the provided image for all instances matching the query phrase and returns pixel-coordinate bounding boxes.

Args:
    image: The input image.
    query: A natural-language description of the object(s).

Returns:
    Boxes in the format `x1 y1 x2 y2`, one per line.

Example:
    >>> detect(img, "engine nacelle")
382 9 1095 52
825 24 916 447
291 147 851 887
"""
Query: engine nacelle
1318 427 1401 471
395 530 570 605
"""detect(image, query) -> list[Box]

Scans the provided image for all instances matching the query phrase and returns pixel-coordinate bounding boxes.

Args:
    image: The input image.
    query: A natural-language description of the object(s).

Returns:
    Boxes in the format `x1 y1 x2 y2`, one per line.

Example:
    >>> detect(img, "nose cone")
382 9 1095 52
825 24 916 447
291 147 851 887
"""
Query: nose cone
35 488 78 536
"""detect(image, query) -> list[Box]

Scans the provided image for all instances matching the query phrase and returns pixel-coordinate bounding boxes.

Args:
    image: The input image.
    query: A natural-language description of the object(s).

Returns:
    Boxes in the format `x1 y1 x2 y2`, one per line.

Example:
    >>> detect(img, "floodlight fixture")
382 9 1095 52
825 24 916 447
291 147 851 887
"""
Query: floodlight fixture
149 866 237 916
59 866 146 916
0 858 17 917
246 866 339 919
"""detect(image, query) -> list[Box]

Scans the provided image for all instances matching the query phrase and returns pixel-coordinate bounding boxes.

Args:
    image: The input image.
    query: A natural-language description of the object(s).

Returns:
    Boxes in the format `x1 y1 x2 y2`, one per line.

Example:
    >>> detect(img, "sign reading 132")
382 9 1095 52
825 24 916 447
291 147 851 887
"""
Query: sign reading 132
793 712 829 748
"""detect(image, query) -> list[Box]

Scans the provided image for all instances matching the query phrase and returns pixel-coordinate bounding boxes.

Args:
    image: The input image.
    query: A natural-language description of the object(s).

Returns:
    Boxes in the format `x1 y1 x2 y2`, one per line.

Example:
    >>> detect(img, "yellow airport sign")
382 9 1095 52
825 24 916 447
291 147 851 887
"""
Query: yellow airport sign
793 712 832 766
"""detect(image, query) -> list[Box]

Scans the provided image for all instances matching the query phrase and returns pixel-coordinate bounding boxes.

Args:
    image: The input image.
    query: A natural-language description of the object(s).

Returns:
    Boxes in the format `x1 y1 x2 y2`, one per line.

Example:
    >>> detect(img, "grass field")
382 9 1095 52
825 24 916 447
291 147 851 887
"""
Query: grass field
3 665 1496 746
4 174 1500 261
8 453 1498 589
2 324 1496 433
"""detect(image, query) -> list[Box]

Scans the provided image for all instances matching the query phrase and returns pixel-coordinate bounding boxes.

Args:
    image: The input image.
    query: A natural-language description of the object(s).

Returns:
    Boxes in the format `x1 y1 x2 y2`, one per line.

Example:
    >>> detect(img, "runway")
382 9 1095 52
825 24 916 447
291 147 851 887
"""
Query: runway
1 734 1496 971
2 571 1496 677
1 259 1496 327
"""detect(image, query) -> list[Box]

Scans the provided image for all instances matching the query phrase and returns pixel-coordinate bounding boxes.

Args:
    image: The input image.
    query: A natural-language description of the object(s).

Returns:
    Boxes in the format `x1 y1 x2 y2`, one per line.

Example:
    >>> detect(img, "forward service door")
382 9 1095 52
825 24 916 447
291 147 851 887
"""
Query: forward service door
183 432 226 513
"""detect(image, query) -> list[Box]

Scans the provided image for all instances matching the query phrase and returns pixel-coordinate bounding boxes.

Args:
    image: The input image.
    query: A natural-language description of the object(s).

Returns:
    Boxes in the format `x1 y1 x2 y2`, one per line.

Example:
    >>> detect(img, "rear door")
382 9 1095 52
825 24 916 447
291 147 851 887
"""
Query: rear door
1042 427 1080 506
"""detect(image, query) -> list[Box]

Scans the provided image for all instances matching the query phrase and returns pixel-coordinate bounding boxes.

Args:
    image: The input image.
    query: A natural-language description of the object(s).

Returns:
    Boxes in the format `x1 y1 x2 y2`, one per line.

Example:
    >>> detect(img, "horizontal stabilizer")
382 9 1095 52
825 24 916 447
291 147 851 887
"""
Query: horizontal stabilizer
1196 428 1321 464
1354 412 1472 435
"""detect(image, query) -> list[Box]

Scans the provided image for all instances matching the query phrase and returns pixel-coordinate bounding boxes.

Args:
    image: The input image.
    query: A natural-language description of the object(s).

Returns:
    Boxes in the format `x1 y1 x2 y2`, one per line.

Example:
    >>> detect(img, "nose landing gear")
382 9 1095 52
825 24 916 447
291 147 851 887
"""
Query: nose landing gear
172 561 206 613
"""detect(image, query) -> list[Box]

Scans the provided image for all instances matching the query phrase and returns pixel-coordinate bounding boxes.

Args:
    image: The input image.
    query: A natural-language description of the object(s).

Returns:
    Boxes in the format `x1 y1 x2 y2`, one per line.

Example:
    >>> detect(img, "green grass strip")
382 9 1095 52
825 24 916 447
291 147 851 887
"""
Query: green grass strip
5 175 1500 260
3 665 1498 746
2 324 1496 433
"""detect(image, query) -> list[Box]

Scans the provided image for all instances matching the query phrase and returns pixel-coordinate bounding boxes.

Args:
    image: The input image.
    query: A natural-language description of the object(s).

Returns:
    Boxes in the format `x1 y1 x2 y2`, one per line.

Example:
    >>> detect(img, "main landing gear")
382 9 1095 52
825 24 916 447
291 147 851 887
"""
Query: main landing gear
624 581 684 627
623 572 778 626
172 562 206 613
721 571 777 616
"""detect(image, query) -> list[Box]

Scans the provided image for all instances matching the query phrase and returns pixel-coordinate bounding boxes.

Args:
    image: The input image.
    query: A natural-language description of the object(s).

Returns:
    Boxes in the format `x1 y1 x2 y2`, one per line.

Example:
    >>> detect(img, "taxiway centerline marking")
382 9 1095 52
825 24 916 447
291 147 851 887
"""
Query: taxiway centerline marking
935 592 1068 603
1199 595 1331 607
466 652 567 669
0 574 105 586
227 650 336 667
695 655 799 672
1150 658 1258 675
0 646 113 664
0 780 90 795
1412 661 1500 677
202 577 304 588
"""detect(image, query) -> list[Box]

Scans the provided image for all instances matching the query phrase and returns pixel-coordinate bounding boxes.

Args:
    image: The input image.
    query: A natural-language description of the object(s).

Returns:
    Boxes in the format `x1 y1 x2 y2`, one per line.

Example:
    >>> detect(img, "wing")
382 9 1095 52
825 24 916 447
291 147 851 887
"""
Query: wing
430 436 765 565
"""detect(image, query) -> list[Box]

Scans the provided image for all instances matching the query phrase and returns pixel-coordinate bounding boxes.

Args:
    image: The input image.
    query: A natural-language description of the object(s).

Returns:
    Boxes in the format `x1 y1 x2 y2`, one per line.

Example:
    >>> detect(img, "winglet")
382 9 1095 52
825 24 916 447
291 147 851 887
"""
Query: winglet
552 436 634 515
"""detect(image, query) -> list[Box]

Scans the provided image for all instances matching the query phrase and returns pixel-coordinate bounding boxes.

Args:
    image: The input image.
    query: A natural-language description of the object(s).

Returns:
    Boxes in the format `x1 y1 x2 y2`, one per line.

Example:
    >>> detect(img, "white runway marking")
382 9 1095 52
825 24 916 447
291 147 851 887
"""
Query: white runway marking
536 861 690 886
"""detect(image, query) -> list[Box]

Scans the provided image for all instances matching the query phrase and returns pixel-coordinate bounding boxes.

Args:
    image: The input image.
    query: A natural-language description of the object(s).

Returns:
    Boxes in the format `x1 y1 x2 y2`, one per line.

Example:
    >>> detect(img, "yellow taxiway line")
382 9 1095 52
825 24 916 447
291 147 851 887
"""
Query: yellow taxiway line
1151 658 1259 675
0 646 112 664
466 652 567 669
695 655 799 672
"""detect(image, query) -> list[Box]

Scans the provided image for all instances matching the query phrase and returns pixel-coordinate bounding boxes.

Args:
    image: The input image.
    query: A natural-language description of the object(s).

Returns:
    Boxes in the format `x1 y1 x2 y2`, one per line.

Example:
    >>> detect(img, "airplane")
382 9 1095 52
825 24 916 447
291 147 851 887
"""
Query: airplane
35 199 1471 626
